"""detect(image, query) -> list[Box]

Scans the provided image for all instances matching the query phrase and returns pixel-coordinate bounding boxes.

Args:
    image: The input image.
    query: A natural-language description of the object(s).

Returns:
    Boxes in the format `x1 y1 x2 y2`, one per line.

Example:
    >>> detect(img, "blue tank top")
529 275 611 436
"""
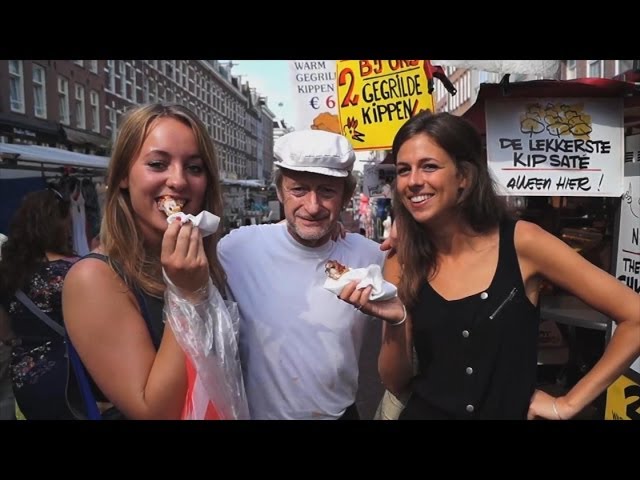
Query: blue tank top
72 253 164 406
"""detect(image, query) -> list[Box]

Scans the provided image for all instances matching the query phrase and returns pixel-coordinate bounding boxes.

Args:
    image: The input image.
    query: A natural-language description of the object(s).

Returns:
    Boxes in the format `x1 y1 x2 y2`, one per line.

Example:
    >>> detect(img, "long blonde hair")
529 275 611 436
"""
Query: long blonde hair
100 103 226 297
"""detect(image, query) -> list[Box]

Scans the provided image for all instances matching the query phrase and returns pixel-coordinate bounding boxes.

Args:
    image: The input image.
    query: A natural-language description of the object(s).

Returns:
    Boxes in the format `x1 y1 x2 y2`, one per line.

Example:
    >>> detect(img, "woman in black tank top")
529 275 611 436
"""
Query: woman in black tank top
62 103 233 419
338 111 640 420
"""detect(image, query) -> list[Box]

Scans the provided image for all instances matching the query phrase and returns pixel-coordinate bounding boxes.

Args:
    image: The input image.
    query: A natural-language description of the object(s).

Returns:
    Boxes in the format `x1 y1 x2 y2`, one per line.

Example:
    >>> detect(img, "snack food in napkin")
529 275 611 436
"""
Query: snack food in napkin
323 262 397 302
167 211 220 237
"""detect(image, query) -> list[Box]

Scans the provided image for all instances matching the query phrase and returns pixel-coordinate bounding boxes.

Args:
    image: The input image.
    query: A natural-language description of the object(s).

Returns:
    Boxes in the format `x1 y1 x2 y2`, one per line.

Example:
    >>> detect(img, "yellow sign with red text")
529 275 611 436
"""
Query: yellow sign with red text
336 60 434 151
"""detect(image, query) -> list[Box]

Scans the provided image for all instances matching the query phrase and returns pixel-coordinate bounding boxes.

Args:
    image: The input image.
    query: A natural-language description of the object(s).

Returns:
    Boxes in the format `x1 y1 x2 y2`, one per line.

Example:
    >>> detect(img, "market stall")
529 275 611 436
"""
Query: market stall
0 143 109 254
462 75 640 419
220 179 274 234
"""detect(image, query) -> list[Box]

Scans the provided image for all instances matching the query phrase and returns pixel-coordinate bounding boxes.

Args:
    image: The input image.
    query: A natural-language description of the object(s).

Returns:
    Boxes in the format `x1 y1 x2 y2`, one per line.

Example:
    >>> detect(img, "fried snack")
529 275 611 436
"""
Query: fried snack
310 112 340 134
325 260 350 280
158 196 185 216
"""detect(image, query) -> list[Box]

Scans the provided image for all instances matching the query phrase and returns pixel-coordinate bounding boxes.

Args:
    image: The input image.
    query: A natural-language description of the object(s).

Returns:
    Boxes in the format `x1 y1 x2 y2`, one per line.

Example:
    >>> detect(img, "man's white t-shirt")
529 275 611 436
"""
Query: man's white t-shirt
218 224 385 419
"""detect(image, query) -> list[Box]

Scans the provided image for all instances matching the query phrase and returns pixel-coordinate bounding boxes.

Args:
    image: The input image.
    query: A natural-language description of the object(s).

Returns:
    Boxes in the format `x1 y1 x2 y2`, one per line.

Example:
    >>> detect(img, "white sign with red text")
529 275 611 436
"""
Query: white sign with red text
486 98 624 197
288 60 339 134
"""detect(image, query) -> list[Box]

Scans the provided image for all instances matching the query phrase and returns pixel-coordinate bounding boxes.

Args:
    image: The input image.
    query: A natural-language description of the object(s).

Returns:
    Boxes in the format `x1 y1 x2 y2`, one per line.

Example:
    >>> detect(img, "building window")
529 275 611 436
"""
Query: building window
120 63 127 98
75 84 86 129
58 77 70 125
588 60 603 78
616 60 635 75
125 64 134 101
143 77 149 103
89 60 98 73
90 90 100 133
106 60 115 92
108 108 117 142
164 60 175 80
176 62 183 86
9 60 25 113
32 64 47 119
149 78 156 102
566 60 577 80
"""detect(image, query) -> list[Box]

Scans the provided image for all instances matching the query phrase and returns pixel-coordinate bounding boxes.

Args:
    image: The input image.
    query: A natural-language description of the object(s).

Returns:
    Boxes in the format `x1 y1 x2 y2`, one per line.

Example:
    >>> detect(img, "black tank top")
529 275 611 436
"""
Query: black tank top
401 219 540 420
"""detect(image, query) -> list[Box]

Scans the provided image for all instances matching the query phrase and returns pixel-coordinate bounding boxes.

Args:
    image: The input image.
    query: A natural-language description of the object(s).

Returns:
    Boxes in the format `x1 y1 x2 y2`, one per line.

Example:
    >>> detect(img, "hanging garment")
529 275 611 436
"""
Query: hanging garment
382 216 392 240
81 179 101 240
70 188 90 256
95 182 107 220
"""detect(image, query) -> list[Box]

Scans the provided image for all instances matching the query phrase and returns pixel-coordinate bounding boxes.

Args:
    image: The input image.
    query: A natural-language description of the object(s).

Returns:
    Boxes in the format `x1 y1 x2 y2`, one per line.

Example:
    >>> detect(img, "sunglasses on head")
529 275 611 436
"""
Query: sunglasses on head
47 186 64 201
46 187 71 217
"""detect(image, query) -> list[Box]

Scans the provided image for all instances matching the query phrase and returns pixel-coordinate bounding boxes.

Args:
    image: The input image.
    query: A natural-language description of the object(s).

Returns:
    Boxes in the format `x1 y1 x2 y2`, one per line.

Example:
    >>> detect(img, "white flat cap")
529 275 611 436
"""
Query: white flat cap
274 129 355 177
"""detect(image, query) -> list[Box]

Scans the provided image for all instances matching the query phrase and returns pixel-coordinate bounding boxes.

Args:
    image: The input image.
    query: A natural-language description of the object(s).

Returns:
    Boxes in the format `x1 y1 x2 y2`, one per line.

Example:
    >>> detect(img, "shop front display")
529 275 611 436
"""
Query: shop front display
463 75 640 419
220 179 275 234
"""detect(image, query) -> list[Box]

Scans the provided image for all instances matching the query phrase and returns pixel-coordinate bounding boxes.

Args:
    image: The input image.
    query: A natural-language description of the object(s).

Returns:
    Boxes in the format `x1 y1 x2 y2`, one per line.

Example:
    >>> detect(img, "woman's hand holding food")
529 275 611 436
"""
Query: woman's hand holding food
337 280 405 325
161 219 209 299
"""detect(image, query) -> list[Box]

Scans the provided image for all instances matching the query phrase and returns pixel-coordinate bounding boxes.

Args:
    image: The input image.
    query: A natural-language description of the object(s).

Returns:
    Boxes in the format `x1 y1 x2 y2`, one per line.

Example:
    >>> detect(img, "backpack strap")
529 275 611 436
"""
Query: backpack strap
64 253 154 420
66 338 102 420
13 289 102 420
14 290 65 337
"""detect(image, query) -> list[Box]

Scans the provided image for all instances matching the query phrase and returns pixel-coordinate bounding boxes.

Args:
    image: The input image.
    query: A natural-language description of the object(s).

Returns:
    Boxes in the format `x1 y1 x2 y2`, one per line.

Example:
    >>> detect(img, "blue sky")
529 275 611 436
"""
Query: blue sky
223 60 293 123
224 60 370 172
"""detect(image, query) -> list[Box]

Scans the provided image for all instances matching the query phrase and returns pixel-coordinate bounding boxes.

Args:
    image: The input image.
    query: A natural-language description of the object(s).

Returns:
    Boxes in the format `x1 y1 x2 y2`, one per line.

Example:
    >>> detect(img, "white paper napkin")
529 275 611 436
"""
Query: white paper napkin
323 263 397 302
167 211 220 237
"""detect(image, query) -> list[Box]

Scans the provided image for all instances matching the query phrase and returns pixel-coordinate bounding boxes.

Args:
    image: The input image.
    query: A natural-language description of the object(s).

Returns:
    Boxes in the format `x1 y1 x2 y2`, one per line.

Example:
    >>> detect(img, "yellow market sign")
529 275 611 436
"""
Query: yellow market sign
336 60 434 151
605 369 640 420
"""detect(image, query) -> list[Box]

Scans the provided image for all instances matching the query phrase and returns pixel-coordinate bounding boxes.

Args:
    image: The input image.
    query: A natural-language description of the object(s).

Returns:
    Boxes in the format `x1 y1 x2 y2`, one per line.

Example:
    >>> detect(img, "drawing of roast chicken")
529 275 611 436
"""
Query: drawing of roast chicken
158 195 185 216
325 260 350 280
310 112 341 134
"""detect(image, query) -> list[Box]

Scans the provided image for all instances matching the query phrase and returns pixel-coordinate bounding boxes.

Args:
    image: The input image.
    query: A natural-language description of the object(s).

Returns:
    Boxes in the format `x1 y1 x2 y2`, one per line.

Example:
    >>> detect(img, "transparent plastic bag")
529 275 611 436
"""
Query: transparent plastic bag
163 271 249 420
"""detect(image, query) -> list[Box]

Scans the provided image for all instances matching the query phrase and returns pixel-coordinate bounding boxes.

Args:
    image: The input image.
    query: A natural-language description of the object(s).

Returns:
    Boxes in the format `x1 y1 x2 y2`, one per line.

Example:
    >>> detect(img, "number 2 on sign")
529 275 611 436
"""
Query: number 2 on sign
338 67 359 107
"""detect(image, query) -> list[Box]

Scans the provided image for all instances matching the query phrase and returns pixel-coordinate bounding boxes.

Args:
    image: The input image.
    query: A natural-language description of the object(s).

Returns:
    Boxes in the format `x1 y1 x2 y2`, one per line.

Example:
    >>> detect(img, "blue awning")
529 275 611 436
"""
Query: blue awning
0 143 109 169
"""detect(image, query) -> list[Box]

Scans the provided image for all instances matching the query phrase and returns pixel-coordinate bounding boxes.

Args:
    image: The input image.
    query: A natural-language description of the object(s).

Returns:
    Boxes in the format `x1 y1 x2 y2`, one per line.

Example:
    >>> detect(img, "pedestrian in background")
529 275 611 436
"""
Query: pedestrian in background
0 189 79 419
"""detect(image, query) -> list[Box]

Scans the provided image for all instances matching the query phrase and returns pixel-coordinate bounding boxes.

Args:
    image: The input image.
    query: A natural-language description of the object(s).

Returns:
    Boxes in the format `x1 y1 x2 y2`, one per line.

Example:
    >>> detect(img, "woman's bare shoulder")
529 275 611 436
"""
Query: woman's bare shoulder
64 256 131 304
66 256 116 284
63 256 139 337
514 219 552 249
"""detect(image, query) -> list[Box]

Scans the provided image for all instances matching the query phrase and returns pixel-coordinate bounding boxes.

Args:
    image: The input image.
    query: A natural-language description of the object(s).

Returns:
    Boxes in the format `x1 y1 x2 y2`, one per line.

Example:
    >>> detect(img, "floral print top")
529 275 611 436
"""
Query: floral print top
1 258 78 391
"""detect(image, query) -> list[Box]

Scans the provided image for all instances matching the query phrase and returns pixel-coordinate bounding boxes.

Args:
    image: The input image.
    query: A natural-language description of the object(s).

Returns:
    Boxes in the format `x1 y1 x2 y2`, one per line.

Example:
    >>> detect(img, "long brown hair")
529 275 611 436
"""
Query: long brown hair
391 111 511 307
101 103 226 297
0 189 74 297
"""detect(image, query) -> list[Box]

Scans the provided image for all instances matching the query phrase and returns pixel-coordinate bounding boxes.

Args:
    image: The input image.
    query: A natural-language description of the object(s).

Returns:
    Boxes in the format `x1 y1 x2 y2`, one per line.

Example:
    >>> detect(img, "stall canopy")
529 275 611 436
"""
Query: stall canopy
221 178 266 188
61 126 110 150
0 143 109 170
463 76 640 136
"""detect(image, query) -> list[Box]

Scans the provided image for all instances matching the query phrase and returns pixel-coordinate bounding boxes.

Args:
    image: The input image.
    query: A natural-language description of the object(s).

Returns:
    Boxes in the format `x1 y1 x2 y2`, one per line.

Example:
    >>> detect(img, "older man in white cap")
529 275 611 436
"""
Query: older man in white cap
218 129 385 420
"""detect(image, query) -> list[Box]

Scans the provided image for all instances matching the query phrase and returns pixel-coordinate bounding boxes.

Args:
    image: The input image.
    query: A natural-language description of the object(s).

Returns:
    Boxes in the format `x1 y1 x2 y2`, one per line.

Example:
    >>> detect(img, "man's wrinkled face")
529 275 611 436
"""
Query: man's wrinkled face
278 169 345 248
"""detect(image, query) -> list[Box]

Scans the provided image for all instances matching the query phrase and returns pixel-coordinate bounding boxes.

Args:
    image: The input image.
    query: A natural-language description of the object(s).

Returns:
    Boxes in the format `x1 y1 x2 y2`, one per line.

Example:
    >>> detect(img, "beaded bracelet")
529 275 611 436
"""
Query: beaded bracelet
389 304 407 327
